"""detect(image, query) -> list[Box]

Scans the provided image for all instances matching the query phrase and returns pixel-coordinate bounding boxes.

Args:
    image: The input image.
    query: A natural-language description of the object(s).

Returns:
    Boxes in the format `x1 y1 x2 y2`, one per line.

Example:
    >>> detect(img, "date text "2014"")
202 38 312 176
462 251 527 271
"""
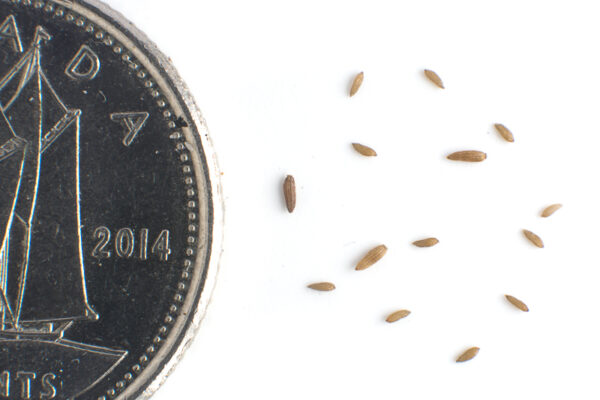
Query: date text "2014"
92 227 171 262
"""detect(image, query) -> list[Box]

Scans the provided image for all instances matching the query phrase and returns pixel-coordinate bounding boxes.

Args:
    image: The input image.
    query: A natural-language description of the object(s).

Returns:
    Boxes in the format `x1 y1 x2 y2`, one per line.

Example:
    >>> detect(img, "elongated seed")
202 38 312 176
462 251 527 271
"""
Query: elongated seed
386 310 411 323
505 295 529 312
494 123 514 143
456 347 480 363
541 204 562 218
308 282 336 291
352 143 377 157
283 175 296 213
523 229 544 248
447 151 487 162
413 238 439 248
424 69 444 89
355 245 388 271
350 72 364 97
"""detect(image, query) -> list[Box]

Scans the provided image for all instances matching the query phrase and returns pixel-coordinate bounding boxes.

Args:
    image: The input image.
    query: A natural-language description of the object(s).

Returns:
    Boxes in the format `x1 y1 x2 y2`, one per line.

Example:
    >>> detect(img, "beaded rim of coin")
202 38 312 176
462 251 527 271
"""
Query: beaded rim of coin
73 1 224 398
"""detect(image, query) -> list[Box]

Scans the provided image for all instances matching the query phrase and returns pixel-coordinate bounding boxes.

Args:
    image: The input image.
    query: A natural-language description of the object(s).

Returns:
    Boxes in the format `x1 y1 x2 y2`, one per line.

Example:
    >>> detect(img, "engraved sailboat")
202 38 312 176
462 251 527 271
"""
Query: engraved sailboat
0 26 96 337
0 26 127 399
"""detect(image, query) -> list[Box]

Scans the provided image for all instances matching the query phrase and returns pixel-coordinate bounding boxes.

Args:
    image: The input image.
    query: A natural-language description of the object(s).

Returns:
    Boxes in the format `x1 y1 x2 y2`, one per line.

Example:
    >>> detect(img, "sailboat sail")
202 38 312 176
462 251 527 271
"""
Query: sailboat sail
0 26 96 331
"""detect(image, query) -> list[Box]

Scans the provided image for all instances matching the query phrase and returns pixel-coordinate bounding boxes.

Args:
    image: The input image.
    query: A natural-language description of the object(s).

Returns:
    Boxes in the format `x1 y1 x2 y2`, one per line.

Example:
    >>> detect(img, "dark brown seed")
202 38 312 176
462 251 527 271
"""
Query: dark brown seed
308 282 336 291
541 204 562 218
386 310 411 323
355 245 388 271
523 229 544 248
447 151 487 162
494 124 515 143
283 175 296 213
352 143 377 157
505 295 529 312
412 238 439 248
456 347 480 363
350 72 364 97
424 69 444 89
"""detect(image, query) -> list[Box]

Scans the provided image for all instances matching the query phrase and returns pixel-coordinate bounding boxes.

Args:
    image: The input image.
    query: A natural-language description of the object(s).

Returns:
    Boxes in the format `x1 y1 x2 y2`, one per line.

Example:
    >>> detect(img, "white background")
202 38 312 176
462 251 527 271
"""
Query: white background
102 1 600 399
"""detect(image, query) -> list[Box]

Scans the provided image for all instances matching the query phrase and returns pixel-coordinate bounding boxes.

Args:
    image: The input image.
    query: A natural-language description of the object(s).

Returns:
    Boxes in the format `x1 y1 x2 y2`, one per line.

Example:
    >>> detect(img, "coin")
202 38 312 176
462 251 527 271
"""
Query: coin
0 1 222 399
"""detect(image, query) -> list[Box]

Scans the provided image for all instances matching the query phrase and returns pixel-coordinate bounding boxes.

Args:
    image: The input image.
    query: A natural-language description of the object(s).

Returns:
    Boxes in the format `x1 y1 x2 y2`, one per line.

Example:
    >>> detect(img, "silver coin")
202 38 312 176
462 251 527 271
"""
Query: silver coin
0 0 222 399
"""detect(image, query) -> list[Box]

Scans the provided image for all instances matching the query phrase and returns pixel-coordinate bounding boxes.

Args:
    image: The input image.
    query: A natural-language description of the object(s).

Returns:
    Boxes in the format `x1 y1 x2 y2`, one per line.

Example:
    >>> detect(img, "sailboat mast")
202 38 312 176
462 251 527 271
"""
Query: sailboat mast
0 246 6 329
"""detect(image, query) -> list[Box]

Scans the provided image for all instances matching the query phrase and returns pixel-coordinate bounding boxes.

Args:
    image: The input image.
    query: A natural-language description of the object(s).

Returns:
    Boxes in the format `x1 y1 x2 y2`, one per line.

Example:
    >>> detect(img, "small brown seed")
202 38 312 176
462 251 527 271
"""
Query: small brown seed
386 310 411 323
424 69 444 89
350 71 364 97
355 244 388 271
523 229 544 248
541 204 562 218
283 175 296 213
494 123 515 143
447 151 487 162
456 347 480 363
505 295 529 312
308 282 336 291
352 143 377 157
412 238 439 248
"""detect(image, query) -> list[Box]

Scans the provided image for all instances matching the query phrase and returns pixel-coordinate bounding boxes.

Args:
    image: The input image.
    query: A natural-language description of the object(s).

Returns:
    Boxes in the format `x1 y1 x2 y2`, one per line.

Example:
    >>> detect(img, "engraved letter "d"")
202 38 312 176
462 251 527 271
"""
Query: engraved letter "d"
65 44 101 81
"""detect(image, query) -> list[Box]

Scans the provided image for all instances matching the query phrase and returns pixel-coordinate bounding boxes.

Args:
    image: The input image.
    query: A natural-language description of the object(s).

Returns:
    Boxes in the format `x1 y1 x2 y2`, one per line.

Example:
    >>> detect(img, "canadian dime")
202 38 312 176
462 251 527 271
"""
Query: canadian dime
0 1 222 399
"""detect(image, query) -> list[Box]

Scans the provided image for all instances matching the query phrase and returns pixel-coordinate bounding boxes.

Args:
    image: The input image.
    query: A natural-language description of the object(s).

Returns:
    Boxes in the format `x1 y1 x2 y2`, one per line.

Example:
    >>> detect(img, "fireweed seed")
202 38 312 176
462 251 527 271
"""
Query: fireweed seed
283 175 296 213
350 72 364 97
355 245 388 271
447 151 487 162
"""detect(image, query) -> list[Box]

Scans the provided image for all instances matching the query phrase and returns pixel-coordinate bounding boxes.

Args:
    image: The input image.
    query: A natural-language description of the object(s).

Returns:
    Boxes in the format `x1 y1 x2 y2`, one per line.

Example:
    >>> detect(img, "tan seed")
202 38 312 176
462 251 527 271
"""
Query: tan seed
505 295 529 312
412 238 439 248
494 123 515 143
307 282 336 291
541 204 562 218
447 150 487 162
523 229 544 248
456 347 480 363
386 310 411 323
355 244 388 271
352 143 377 157
350 71 364 97
283 175 296 213
424 69 444 89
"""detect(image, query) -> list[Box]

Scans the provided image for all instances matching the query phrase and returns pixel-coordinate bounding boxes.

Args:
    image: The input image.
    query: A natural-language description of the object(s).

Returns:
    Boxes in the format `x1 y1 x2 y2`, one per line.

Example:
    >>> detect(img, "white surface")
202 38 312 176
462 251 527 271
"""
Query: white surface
103 1 600 399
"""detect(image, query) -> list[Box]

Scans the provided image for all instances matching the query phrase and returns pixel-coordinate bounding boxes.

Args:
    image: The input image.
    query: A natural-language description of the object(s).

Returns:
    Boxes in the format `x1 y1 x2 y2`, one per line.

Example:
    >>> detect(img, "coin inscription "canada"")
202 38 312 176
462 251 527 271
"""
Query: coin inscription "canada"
1 14 150 151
